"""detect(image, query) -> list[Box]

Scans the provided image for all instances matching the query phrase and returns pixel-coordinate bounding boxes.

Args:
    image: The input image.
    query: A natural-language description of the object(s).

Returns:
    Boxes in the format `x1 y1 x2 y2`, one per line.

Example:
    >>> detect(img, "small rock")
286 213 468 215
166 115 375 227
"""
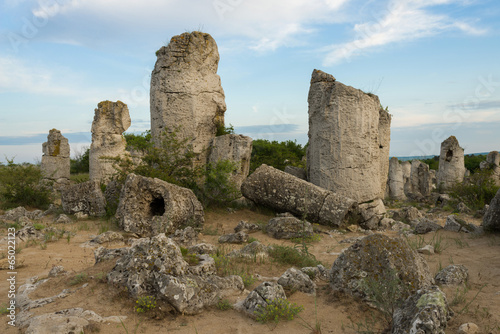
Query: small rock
301 265 329 281
188 243 217 255
234 221 261 233
414 218 443 234
267 216 313 239
218 231 248 244
94 247 129 264
457 202 472 214
435 264 468 286
48 266 66 277
457 323 479 334
418 244 435 255
75 212 89 220
90 231 124 244
54 214 73 224
228 241 270 260
239 281 287 317
346 224 360 232
18 216 33 226
277 268 316 295
170 226 198 247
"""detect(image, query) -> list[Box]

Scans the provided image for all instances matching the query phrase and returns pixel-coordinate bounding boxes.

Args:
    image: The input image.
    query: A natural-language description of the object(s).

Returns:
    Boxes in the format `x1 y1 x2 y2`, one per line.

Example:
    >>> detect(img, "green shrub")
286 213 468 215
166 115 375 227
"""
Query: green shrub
268 245 321 268
450 169 500 210
70 147 90 174
0 159 53 209
135 296 157 313
422 156 439 171
250 139 306 173
124 130 152 152
216 123 235 136
216 298 233 310
196 160 240 207
464 154 487 173
255 298 303 324
69 273 88 286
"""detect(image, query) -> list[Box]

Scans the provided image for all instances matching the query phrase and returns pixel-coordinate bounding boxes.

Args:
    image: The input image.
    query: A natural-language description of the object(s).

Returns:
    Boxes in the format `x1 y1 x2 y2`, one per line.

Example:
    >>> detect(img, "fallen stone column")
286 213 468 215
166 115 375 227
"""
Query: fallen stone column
241 164 359 228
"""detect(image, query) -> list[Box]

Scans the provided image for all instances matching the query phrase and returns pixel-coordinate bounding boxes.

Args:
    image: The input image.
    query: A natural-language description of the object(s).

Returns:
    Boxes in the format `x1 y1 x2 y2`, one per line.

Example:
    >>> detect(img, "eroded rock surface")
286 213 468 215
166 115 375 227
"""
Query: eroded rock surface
388 157 406 200
307 69 391 202
267 216 313 239
61 181 106 217
241 164 359 228
239 281 287 317
483 188 500 232
437 136 465 191
116 173 204 237
435 264 468 286
150 31 226 166
40 129 70 183
277 268 316 295
89 100 131 183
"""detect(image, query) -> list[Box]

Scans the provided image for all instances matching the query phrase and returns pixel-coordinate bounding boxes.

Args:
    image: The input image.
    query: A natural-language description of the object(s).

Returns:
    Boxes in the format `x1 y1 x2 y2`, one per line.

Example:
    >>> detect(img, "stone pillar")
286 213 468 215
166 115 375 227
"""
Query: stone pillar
150 31 226 166
307 69 391 202
480 151 500 186
208 134 253 190
407 160 432 199
41 129 70 183
387 157 406 200
436 136 465 191
89 100 131 183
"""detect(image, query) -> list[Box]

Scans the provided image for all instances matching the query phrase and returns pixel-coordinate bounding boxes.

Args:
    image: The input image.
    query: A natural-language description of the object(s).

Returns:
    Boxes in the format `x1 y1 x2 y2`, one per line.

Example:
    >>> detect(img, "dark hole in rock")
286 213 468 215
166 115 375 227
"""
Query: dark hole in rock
445 149 453 162
150 196 165 216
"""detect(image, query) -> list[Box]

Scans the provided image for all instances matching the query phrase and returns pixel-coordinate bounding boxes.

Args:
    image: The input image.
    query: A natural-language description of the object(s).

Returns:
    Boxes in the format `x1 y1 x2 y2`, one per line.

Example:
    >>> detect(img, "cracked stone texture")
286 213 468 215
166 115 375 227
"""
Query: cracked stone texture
41 128 70 182
435 264 468 286
61 181 106 217
306 69 391 202
406 160 433 199
483 188 500 232
107 234 243 314
266 216 314 239
330 234 433 301
437 136 466 191
392 285 452 334
115 173 204 237
277 268 316 295
89 100 131 183
150 31 226 166
239 281 287 317
241 164 359 228
388 157 406 200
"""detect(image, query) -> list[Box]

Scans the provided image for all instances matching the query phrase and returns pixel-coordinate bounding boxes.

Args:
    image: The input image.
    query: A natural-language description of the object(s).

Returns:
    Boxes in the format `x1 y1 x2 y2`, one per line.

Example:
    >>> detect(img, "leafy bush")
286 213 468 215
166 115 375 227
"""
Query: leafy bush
124 130 152 152
70 147 90 174
0 159 53 209
255 298 303 325
196 160 240 207
250 139 306 173
216 298 233 310
421 156 439 171
464 154 487 173
450 169 499 210
216 123 235 136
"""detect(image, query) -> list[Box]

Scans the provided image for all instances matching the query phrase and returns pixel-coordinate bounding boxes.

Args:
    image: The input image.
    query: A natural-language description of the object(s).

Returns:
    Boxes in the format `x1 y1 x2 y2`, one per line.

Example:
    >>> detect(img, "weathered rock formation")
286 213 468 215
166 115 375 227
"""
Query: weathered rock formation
266 216 313 239
150 32 226 166
61 181 106 217
107 234 243 315
307 69 391 202
284 166 307 180
241 164 359 228
483 188 500 232
89 100 131 183
480 151 500 186
392 286 452 334
330 234 433 300
437 136 465 191
208 134 252 190
405 160 433 199
115 173 204 237
387 157 406 200
435 264 468 286
41 129 70 183
277 268 316 295
238 281 287 317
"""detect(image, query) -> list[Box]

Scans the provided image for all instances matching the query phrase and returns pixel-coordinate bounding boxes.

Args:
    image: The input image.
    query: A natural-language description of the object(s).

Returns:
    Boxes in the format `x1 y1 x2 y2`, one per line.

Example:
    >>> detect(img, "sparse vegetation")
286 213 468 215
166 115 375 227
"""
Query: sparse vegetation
135 296 157 313
450 169 499 210
268 245 321 268
69 273 89 286
254 298 304 326
250 139 306 173
216 298 233 311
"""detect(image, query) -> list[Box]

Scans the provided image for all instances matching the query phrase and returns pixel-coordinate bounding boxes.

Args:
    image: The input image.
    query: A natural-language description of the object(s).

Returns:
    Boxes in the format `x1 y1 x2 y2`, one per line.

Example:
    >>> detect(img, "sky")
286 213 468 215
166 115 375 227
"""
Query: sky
0 0 499 163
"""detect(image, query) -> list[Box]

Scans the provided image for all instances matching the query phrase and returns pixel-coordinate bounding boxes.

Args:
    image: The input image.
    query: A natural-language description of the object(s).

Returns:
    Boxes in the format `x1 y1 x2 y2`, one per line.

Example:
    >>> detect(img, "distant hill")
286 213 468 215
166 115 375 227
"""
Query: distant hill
394 152 490 162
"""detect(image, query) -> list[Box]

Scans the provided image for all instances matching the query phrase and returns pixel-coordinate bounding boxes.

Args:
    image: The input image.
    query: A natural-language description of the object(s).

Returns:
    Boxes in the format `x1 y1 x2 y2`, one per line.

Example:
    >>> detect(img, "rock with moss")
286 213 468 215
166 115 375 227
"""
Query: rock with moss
116 173 204 237
413 218 443 234
61 181 106 217
392 285 452 334
241 164 360 228
483 188 500 232
435 264 468 286
301 264 329 281
267 216 313 239
170 226 198 247
238 281 287 317
277 268 316 295
330 234 433 301
188 243 217 255
234 220 261 233
41 128 70 184
107 234 243 315
218 231 248 244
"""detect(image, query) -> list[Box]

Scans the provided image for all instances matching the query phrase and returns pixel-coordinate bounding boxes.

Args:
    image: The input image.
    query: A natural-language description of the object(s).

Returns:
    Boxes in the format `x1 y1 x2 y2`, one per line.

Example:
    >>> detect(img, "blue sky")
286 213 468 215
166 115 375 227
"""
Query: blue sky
0 0 499 163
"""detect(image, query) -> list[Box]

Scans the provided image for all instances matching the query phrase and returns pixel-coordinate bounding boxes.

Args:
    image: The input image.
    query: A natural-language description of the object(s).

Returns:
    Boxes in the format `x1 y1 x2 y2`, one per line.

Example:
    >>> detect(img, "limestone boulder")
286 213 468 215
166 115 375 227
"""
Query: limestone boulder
307 69 391 202
435 264 468 286
406 160 433 199
170 226 198 247
188 243 217 255
277 268 316 295
241 164 359 228
107 234 243 314
208 134 252 190
358 198 386 230
150 32 226 166
330 234 433 300
40 128 70 183
413 218 443 234
116 173 204 237
234 221 261 233
392 286 452 334
61 181 106 217
228 241 270 260
388 157 406 200
284 166 307 180
89 100 131 183
392 206 423 223
218 231 248 244
267 216 313 239
437 136 465 191
480 151 500 186
483 188 500 232
239 281 287 317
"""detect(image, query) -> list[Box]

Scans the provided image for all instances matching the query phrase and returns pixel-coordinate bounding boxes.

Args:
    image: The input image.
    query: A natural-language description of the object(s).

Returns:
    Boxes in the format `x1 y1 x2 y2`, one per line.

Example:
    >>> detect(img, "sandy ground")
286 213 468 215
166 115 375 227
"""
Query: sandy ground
1 207 499 334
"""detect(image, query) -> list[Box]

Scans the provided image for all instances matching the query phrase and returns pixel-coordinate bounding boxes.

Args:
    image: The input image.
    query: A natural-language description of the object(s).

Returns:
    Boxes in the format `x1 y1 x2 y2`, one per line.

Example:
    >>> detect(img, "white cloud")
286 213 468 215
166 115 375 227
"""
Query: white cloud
323 0 487 65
